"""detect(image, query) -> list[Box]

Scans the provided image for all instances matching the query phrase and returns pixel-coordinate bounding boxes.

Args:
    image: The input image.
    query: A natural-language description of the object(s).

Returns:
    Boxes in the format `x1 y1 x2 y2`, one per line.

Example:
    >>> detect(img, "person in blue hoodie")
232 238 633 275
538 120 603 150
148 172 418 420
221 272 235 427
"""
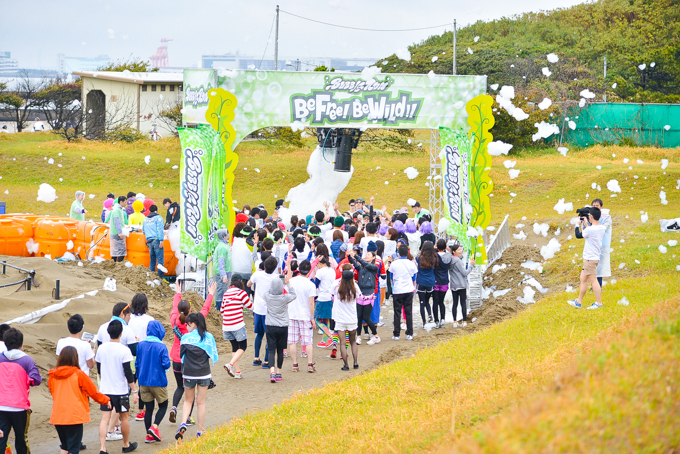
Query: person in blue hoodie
135 321 170 444
142 205 166 278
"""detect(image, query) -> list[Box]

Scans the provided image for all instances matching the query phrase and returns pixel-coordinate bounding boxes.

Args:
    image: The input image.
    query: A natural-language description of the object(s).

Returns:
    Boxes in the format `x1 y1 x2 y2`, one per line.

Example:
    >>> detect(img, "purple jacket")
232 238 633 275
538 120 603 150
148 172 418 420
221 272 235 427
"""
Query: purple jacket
0 350 43 410
126 197 136 215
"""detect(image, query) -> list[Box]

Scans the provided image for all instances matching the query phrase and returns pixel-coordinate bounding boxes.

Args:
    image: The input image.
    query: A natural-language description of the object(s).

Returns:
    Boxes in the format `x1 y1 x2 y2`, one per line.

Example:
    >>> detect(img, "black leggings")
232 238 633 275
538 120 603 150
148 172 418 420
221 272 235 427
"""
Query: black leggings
229 339 248 352
0 409 30 454
356 303 377 336
172 361 194 416
451 288 467 321
432 290 447 323
143 399 168 430
417 285 433 324
266 326 288 370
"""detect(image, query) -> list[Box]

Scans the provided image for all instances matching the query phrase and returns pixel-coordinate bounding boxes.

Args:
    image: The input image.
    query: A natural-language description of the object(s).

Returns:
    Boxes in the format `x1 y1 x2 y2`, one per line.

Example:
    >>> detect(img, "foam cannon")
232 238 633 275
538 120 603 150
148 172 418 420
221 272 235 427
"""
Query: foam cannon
317 128 363 173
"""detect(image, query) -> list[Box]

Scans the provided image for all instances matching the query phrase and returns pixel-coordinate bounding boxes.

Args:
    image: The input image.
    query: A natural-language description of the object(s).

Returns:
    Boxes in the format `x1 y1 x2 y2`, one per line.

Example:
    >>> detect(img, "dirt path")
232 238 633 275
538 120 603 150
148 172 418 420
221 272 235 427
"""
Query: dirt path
2 246 547 453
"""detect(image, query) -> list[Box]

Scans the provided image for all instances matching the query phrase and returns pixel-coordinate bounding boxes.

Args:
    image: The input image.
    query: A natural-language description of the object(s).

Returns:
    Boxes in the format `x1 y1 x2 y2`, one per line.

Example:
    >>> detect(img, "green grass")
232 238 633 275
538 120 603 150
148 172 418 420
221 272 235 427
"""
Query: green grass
2 132 680 453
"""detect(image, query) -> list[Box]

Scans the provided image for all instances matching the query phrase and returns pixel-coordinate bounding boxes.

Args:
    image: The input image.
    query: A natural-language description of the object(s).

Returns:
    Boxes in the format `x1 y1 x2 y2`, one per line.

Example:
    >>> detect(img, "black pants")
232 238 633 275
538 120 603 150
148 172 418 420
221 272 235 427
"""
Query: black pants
143 399 168 431
356 303 377 336
417 285 433 324
172 361 194 416
597 277 603 289
0 409 30 454
451 288 467 321
55 424 83 454
266 326 288 370
392 293 414 337
432 290 447 323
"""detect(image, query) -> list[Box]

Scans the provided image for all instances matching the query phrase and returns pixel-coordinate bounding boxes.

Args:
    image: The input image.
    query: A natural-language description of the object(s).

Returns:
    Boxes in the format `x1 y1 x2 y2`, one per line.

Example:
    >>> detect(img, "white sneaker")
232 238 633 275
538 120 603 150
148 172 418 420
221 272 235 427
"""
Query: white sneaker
439 320 445 328
318 329 323 335
234 372 242 379
461 321 467 327
356 337 362 345
392 336 400 341
400 323 407 330
363 333 371 340
367 335 381 345
406 335 413 340
114 425 122 435
377 322 385 327
453 322 459 328
106 432 123 441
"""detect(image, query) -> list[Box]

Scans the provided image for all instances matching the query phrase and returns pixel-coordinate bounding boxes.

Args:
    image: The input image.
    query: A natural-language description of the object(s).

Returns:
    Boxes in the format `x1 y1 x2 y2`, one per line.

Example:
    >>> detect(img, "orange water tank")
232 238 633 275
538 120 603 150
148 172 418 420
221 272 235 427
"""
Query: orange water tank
125 231 177 276
72 221 105 258
0 218 34 257
90 226 112 260
33 219 79 259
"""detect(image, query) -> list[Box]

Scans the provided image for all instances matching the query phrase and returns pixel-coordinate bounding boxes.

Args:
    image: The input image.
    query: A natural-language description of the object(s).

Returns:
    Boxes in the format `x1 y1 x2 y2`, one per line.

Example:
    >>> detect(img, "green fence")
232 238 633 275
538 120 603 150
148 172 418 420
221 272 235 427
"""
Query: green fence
563 103 680 148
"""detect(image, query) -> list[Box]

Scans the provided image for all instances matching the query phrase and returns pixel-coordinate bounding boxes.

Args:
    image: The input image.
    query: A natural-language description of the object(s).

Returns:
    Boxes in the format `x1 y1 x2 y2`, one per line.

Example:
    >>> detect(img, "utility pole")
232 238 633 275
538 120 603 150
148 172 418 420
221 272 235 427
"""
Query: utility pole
296 58 300 71
452 19 457 75
603 55 607 102
274 5 280 70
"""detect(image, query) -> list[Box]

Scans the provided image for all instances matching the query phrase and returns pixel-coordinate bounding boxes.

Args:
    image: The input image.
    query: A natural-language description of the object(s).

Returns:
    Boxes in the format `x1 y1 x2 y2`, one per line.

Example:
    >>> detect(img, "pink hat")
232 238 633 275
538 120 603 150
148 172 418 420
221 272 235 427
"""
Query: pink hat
278 222 286 230
104 199 114 209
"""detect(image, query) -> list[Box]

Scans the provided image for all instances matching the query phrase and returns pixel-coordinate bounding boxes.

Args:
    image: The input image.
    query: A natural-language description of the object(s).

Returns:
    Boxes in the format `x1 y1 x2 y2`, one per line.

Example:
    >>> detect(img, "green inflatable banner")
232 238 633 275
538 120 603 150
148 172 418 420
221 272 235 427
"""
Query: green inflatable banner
440 126 472 251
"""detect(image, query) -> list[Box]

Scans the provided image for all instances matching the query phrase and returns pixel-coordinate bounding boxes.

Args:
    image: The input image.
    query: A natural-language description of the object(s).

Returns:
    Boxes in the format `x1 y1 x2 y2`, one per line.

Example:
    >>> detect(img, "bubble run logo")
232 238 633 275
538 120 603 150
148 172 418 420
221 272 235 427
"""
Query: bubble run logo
184 85 210 108
183 147 204 243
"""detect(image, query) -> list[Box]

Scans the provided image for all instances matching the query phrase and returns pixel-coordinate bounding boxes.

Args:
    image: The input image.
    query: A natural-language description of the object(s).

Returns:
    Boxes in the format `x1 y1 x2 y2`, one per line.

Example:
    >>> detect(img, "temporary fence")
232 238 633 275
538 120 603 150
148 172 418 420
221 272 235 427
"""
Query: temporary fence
562 102 680 148
485 215 511 267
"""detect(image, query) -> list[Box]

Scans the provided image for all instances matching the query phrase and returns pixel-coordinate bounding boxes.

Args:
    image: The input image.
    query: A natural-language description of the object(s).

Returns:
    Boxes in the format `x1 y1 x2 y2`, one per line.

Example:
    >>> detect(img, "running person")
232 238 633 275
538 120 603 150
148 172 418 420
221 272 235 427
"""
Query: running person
220 280 253 379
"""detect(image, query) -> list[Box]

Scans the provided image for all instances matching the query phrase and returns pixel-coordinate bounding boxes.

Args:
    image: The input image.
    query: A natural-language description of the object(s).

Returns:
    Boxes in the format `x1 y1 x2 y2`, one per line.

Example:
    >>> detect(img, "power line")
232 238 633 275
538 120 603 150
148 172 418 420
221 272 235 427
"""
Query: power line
258 15 276 70
279 9 451 32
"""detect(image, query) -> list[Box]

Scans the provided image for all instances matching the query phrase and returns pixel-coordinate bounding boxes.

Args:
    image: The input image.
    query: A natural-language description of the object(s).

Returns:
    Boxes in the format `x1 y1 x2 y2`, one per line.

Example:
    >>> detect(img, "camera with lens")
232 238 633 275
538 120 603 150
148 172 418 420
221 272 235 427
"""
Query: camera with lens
575 207 592 221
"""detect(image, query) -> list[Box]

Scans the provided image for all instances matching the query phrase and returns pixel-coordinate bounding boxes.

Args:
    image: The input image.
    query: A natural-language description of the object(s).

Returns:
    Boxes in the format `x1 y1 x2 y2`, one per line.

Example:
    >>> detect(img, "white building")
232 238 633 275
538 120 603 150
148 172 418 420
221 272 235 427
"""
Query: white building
74 71 183 138
0 52 19 73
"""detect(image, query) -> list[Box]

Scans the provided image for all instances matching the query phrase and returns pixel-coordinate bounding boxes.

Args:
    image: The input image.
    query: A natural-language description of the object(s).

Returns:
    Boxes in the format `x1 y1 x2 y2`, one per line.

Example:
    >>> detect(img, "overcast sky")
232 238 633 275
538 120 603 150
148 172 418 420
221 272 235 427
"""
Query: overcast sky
3 0 586 70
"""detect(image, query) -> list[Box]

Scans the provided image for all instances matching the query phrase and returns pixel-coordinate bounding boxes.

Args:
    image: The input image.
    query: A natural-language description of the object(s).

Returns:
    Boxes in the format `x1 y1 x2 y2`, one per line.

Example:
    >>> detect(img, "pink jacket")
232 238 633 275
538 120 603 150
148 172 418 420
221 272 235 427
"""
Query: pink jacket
0 351 43 410
169 292 213 364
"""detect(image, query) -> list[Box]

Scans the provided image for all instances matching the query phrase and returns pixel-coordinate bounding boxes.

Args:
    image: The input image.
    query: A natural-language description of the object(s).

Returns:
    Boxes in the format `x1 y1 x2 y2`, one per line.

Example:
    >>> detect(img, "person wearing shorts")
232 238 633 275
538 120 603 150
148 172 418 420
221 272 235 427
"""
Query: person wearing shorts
220 281 252 379
95 320 138 453
332 267 362 371
569 207 606 310
285 259 317 372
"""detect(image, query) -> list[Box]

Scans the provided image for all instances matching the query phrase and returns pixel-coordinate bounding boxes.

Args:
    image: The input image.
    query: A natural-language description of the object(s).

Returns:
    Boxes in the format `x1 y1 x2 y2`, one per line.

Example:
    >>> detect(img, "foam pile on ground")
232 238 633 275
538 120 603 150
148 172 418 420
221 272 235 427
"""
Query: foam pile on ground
521 260 543 273
503 160 516 168
659 191 667 205
533 223 550 237
509 169 521 179
617 297 630 306
517 286 536 304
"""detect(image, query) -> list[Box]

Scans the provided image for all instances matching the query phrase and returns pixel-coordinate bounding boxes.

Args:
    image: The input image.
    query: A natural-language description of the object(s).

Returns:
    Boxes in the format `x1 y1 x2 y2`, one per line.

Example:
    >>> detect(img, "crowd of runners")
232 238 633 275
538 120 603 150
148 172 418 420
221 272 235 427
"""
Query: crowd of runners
0 196 477 453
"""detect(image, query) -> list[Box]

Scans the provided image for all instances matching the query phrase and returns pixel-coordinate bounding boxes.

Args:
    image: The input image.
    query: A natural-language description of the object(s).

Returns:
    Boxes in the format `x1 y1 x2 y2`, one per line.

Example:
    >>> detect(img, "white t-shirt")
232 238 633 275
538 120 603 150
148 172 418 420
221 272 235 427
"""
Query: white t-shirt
359 236 378 256
389 258 418 294
332 280 361 324
96 320 137 346
128 313 154 342
382 239 397 258
582 224 607 261
324 228 349 243
250 270 279 315
316 266 336 301
0 341 7 354
95 342 133 396
56 337 95 374
287 275 317 321
231 237 255 274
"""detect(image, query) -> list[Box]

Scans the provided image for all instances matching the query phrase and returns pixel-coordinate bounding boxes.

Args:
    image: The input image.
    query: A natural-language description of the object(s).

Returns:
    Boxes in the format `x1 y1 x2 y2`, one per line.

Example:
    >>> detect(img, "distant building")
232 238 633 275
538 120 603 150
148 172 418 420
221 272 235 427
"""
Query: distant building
0 52 19 73
201 53 377 71
74 71 183 139
58 54 111 75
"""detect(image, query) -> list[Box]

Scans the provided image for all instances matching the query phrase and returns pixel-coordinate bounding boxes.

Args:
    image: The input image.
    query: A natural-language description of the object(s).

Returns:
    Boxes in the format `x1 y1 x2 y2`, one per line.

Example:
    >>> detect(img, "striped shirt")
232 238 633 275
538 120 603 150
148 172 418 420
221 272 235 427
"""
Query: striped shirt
220 287 253 331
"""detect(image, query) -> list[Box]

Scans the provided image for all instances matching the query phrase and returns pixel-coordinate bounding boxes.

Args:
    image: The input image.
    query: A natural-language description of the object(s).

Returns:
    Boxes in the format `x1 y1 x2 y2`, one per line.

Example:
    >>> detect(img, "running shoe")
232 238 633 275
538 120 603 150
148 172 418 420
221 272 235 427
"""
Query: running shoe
453 321 459 328
115 425 122 435
363 333 371 340
283 349 288 358
317 338 333 348
252 359 262 366
567 299 582 309
122 442 138 453
367 335 381 345
186 417 196 426
318 329 323 335
400 323 407 330
234 372 242 379
196 432 203 437
427 315 433 323
292 363 299 372
377 322 385 327
270 373 277 383
145 434 155 444
586 302 603 310
175 424 187 440
460 321 467 327
356 336 362 345
148 426 162 442
391 336 400 341
262 362 269 369
135 410 145 421
308 363 316 373
275 374 282 382
224 362 235 377
301 351 308 358
330 348 337 359
406 335 413 340
168 406 177 423
106 432 123 441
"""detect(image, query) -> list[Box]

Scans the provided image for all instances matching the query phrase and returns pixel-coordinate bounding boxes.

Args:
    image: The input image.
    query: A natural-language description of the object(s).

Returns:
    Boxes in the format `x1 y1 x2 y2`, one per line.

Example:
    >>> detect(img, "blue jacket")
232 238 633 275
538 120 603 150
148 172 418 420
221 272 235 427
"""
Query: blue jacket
142 212 165 242
135 321 171 387
416 256 436 288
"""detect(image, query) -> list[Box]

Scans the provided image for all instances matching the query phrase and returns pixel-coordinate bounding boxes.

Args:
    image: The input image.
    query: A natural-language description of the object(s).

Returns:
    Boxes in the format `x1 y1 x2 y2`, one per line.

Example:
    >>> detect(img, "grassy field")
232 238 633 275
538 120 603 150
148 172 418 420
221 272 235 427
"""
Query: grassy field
2 132 680 452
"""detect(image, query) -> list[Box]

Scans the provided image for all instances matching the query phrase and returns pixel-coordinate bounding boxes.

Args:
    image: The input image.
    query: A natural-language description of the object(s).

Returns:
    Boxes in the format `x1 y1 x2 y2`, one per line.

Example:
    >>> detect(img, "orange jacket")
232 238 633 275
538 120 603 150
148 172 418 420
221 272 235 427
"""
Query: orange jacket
48 366 110 425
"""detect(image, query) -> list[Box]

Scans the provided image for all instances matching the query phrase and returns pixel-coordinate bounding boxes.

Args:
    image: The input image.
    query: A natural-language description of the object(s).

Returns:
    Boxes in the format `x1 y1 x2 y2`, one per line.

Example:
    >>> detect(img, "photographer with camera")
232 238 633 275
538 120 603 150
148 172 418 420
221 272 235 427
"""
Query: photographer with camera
591 199 612 289
568 206 606 309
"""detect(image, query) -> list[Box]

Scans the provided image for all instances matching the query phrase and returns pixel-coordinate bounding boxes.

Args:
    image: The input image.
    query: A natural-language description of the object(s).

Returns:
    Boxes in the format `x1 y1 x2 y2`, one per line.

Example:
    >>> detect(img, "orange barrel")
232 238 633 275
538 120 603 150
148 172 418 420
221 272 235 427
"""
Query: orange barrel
0 218 34 257
90 226 111 260
33 219 77 259
72 221 104 258
126 230 151 267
